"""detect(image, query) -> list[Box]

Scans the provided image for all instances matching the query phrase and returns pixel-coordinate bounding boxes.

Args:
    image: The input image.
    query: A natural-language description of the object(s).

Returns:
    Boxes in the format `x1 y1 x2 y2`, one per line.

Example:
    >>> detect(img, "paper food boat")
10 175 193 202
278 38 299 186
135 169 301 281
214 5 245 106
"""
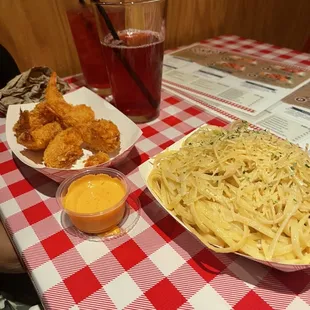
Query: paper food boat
6 87 142 183
139 124 309 272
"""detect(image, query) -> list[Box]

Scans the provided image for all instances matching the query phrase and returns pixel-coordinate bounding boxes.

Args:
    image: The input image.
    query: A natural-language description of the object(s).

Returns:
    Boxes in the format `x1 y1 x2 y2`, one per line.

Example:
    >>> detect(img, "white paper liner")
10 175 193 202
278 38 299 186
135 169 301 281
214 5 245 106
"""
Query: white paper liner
6 87 142 183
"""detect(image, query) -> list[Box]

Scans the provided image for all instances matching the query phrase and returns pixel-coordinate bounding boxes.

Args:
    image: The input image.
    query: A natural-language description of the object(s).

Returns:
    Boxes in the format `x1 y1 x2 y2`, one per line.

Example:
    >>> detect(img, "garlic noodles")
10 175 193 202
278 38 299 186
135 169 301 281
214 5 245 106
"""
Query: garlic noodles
148 121 310 264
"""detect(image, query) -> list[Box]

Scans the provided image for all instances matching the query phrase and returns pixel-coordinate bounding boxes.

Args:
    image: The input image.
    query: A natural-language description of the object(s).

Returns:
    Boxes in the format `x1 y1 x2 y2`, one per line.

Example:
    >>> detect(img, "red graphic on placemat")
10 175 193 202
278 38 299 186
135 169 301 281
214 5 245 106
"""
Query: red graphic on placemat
271 65 306 76
223 55 258 65
191 46 224 56
259 72 293 84
212 61 245 72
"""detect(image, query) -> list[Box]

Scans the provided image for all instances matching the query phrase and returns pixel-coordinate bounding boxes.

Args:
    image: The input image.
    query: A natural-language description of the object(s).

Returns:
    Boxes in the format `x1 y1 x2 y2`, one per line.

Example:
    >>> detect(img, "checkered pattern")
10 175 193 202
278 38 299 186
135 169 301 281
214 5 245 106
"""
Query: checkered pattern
201 35 310 69
0 35 310 310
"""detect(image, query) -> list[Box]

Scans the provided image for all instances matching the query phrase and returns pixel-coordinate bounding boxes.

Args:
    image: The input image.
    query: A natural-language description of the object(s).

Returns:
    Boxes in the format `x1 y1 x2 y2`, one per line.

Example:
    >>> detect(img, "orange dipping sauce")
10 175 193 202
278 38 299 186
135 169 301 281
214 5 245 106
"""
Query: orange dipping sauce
63 174 127 233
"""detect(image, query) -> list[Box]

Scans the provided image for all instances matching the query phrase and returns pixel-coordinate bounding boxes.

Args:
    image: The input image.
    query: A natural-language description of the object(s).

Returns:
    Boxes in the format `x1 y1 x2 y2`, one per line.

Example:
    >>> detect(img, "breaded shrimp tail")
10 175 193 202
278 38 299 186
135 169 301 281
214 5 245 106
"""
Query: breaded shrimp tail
45 72 73 117
13 109 31 137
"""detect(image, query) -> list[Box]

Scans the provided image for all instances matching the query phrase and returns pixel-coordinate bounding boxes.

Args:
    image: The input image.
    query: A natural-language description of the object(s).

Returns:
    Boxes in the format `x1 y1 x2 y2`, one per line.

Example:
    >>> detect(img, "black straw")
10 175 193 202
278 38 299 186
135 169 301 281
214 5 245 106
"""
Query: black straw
96 4 120 41
95 3 157 109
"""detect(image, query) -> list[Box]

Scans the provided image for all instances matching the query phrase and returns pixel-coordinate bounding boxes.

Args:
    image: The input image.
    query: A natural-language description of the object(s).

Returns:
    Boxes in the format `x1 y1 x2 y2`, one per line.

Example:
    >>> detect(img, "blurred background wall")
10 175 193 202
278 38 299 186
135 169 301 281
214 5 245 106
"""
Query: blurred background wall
1 0 309 77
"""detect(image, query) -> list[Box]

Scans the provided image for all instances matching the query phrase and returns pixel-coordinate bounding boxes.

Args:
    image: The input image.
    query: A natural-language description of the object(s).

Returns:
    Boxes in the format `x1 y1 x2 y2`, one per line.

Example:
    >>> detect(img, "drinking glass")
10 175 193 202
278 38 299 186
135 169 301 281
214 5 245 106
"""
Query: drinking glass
67 5 111 96
94 0 166 123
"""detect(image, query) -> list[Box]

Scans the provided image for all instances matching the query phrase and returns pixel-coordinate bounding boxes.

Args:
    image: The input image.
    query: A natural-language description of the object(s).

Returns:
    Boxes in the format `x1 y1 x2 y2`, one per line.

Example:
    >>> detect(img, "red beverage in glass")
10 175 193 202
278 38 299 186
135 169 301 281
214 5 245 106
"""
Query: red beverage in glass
101 30 164 123
67 8 110 92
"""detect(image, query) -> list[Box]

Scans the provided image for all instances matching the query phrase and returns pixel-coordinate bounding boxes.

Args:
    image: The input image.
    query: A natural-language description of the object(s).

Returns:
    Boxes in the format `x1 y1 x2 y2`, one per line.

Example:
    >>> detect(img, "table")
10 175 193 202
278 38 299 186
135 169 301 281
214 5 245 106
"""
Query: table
1 35 310 310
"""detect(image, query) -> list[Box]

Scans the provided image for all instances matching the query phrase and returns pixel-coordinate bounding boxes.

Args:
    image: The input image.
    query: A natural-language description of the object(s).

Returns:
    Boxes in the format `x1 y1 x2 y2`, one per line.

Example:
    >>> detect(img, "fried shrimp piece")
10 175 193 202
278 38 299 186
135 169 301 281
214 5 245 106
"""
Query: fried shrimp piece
57 104 95 129
43 128 83 168
17 122 62 151
45 72 95 128
13 102 56 136
45 72 73 117
84 151 110 167
79 119 120 153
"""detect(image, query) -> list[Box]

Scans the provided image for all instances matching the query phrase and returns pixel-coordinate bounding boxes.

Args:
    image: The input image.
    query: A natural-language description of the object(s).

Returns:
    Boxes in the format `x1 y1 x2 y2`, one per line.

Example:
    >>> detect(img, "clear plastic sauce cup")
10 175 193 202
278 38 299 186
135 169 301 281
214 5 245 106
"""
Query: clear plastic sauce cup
56 168 130 234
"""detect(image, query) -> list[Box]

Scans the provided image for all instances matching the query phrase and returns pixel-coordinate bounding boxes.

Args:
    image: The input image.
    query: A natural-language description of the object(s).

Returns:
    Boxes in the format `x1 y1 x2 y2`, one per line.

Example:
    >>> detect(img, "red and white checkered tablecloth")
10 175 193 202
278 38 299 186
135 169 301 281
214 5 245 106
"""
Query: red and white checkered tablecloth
1 35 310 310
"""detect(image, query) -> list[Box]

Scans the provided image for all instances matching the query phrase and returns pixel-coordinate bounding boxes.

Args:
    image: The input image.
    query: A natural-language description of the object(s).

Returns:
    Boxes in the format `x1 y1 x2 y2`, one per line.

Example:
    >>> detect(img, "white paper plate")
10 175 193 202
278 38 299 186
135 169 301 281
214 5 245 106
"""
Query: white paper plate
6 87 142 183
139 124 310 272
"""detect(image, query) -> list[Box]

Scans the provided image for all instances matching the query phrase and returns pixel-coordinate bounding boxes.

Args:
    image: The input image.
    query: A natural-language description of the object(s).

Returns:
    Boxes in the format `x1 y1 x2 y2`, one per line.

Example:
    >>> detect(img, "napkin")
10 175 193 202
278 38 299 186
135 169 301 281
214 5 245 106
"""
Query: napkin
0 66 70 115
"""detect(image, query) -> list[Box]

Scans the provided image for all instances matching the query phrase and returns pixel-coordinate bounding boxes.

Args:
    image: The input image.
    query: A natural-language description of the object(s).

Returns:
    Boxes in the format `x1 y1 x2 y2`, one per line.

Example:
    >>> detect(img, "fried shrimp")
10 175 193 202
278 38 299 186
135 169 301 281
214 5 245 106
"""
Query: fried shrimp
58 104 95 129
79 119 120 153
43 128 83 168
14 72 121 169
17 122 62 151
45 72 94 128
84 151 110 167
13 102 55 136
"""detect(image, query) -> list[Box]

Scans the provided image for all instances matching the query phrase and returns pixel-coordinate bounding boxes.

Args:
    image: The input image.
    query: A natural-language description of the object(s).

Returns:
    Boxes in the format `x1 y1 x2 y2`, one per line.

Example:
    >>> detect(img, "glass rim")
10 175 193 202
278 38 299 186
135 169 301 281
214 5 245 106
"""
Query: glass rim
94 0 164 6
